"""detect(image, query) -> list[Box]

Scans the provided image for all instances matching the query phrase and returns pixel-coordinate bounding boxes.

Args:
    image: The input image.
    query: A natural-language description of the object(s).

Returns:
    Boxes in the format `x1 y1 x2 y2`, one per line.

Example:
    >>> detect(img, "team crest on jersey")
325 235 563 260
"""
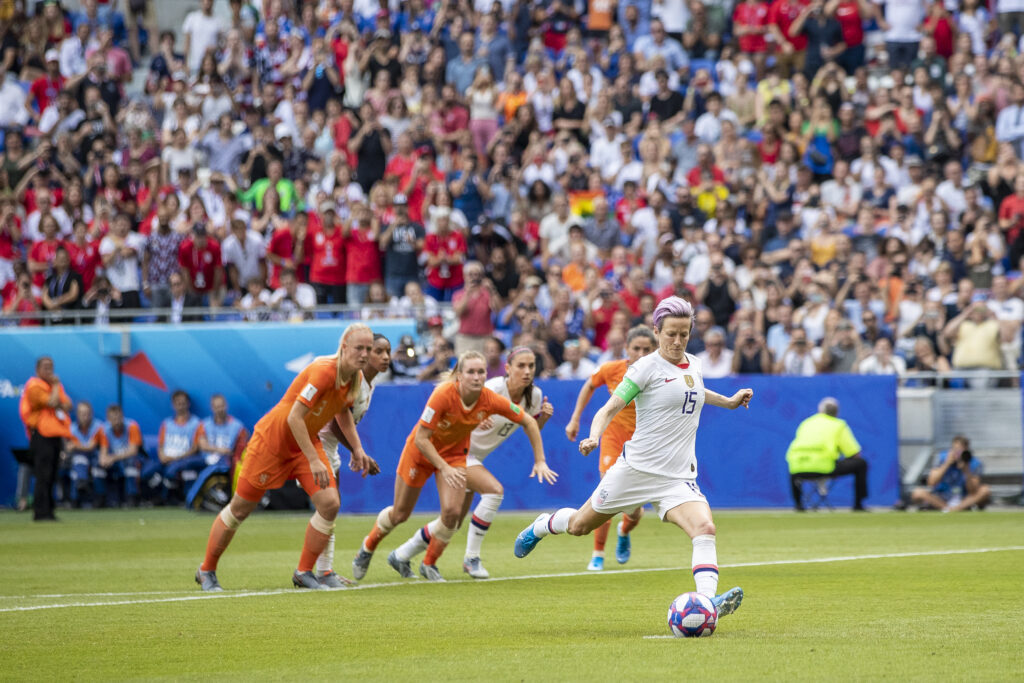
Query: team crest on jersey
408 467 417 480
258 473 269 485
475 411 486 421
596 488 608 505
684 375 694 388
438 419 452 430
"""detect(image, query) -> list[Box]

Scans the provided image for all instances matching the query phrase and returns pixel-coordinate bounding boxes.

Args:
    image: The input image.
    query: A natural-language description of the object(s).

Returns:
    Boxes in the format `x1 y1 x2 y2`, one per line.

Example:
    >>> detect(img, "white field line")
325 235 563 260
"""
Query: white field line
1 545 1022 614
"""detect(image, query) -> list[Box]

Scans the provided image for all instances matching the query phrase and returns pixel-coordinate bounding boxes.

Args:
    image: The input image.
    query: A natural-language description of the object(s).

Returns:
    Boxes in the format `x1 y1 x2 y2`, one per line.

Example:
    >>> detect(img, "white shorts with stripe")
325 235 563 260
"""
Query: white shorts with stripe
589 459 706 520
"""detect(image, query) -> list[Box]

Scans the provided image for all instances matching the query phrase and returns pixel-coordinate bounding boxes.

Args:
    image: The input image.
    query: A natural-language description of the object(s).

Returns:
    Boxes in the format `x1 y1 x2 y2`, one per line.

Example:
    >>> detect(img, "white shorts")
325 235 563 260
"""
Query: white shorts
465 452 488 468
320 431 341 472
590 459 706 520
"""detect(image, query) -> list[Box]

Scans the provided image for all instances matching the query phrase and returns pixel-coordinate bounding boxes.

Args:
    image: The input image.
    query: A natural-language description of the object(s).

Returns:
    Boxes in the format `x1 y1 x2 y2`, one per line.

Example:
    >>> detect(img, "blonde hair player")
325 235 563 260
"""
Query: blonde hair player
195 324 378 591
389 345 557 579
565 325 656 571
512 297 754 620
352 350 552 582
313 333 392 587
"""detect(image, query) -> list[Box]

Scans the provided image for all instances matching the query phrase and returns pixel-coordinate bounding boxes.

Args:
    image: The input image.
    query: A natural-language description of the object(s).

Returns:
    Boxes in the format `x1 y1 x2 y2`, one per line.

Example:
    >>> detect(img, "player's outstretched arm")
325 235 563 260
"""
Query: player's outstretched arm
566 378 596 441
705 388 754 410
580 393 628 455
521 413 558 484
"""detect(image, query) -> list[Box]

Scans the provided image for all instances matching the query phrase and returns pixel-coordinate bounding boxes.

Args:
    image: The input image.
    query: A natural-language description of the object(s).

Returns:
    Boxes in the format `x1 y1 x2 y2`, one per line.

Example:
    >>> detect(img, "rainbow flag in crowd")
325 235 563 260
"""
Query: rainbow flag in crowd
569 190 604 219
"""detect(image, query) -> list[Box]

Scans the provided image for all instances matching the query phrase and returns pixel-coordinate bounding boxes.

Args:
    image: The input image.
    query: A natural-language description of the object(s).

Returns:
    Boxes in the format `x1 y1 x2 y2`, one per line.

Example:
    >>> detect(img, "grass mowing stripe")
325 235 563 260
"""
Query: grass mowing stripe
3 544 1021 613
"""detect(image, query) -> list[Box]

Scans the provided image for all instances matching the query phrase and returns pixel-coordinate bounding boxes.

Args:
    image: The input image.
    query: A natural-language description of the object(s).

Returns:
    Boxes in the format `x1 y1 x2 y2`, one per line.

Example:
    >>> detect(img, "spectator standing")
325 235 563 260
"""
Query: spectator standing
178 224 224 306
99 214 145 310
19 356 73 521
876 0 926 70
220 218 267 302
308 203 347 305
452 261 499 354
341 204 382 304
142 205 185 308
423 209 466 301
379 194 425 298
270 268 317 321
183 0 225 74
40 246 82 322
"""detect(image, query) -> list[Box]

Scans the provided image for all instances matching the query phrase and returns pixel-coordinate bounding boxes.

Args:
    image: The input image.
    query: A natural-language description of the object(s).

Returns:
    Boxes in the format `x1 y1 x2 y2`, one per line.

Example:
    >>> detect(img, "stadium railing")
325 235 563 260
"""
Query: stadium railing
0 303 454 327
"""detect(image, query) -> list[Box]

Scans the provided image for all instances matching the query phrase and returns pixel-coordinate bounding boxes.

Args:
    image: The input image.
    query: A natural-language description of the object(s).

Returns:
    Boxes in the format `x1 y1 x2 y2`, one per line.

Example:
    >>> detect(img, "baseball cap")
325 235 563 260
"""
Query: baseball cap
393 193 408 206
274 123 292 140
906 155 924 167
427 315 443 327
45 49 59 63
399 334 415 347
318 200 336 213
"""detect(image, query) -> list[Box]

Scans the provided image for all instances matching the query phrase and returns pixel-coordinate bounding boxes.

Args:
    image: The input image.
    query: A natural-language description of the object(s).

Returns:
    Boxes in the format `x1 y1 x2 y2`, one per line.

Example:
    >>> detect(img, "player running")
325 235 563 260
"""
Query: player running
352 350 555 582
565 325 656 571
313 333 392 587
513 297 752 619
195 324 377 592
389 346 556 580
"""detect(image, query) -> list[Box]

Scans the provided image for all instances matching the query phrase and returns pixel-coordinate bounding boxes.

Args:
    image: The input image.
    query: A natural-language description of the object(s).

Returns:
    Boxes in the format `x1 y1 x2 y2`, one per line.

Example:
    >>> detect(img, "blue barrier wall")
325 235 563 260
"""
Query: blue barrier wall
0 321 416 506
346 375 899 512
0 322 899 510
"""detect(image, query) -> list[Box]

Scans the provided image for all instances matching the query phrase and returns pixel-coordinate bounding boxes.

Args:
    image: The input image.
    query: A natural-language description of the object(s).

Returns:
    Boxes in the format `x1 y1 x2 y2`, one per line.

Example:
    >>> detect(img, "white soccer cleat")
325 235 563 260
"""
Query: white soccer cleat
462 556 490 579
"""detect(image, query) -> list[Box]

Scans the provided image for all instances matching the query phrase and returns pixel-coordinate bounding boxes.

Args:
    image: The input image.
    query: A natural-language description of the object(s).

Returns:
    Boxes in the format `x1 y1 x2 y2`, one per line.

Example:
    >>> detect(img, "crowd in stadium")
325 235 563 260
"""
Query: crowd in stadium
2 0 1024 381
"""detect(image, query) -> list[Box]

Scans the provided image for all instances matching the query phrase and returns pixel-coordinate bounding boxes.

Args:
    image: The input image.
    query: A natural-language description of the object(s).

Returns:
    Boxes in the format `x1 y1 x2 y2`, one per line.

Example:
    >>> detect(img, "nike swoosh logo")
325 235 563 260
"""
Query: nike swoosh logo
665 378 677 383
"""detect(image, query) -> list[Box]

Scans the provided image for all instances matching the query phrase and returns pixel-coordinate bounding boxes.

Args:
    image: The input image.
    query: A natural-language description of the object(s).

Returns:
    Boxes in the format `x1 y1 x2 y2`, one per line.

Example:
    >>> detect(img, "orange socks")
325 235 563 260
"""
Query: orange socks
620 511 641 536
423 536 448 566
593 520 611 552
298 524 332 573
364 521 387 552
201 516 236 572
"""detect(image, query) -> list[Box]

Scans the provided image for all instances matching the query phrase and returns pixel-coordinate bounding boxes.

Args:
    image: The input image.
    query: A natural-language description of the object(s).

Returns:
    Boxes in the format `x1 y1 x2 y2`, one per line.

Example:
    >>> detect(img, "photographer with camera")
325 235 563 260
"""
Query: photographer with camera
909 435 991 512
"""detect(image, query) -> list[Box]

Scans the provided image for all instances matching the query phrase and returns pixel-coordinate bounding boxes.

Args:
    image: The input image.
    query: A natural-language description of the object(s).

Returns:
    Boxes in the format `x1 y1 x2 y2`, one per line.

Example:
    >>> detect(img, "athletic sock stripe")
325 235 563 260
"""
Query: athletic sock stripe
470 515 491 530
547 515 556 534
692 564 719 574
419 526 432 543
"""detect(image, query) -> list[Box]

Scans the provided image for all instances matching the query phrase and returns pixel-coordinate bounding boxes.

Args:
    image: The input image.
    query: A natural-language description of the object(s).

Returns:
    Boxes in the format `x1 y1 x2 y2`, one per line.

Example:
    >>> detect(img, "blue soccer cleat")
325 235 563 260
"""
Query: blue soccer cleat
587 556 604 571
711 586 744 617
615 532 631 564
513 514 547 558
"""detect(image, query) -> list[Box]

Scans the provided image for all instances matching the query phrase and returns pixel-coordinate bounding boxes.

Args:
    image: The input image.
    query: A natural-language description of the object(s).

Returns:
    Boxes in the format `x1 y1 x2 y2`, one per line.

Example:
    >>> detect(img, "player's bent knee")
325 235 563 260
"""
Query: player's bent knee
440 509 461 528
317 497 340 520
694 520 716 537
390 506 412 524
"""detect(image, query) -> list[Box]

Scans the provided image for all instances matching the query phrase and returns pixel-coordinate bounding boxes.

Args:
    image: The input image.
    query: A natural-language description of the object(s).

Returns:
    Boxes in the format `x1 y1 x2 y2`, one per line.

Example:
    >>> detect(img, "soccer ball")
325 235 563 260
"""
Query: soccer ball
667 592 717 638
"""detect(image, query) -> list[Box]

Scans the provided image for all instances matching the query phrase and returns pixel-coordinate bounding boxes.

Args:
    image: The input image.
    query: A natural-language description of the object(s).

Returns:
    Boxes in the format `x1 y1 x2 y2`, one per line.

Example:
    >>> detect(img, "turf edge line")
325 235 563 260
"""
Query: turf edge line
2 545 1022 613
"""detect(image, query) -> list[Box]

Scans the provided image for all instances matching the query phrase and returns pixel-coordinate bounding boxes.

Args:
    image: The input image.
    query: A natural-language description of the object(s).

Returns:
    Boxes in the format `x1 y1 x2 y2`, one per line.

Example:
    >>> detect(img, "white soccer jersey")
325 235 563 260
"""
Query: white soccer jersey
319 375 374 470
468 377 543 460
620 351 705 479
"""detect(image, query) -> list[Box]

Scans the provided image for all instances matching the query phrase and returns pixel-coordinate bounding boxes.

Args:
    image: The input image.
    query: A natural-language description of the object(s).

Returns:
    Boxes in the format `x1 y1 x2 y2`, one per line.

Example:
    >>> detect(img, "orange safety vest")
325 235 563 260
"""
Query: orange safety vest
19 376 72 439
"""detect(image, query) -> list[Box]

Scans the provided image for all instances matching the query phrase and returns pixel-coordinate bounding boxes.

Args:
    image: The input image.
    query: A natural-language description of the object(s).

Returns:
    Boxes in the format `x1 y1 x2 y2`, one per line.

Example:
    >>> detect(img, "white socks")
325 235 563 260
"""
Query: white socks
465 493 503 559
315 533 335 574
533 508 574 537
691 534 719 598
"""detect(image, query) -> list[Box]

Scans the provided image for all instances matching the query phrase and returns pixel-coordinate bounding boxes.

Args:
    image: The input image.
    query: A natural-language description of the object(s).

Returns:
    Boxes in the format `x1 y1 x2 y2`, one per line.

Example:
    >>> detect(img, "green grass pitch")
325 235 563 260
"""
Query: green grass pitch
2 508 1022 681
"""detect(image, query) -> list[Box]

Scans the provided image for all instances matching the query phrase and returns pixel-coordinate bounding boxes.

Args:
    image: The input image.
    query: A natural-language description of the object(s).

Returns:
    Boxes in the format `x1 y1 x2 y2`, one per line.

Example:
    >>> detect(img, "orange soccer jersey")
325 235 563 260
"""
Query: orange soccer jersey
239 356 360 496
590 359 636 473
397 382 525 487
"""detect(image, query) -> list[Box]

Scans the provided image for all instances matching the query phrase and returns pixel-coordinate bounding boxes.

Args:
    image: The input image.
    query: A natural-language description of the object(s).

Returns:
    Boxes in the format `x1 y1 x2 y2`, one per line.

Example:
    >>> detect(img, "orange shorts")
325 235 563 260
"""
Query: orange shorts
396 442 466 488
599 437 626 475
236 432 336 502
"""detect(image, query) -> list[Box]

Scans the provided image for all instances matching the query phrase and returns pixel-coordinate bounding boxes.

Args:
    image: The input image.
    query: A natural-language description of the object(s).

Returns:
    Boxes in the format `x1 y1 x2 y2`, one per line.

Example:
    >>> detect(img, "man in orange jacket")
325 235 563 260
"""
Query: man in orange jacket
19 356 73 521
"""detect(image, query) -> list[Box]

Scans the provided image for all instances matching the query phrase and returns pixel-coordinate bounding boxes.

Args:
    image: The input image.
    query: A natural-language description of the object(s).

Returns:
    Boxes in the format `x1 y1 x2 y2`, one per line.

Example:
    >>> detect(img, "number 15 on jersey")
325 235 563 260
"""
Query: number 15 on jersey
680 391 698 415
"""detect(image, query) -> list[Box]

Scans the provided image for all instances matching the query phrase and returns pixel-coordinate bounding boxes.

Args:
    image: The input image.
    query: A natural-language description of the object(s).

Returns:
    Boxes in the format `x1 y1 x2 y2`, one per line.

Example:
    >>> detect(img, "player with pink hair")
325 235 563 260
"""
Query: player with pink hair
513 296 754 619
